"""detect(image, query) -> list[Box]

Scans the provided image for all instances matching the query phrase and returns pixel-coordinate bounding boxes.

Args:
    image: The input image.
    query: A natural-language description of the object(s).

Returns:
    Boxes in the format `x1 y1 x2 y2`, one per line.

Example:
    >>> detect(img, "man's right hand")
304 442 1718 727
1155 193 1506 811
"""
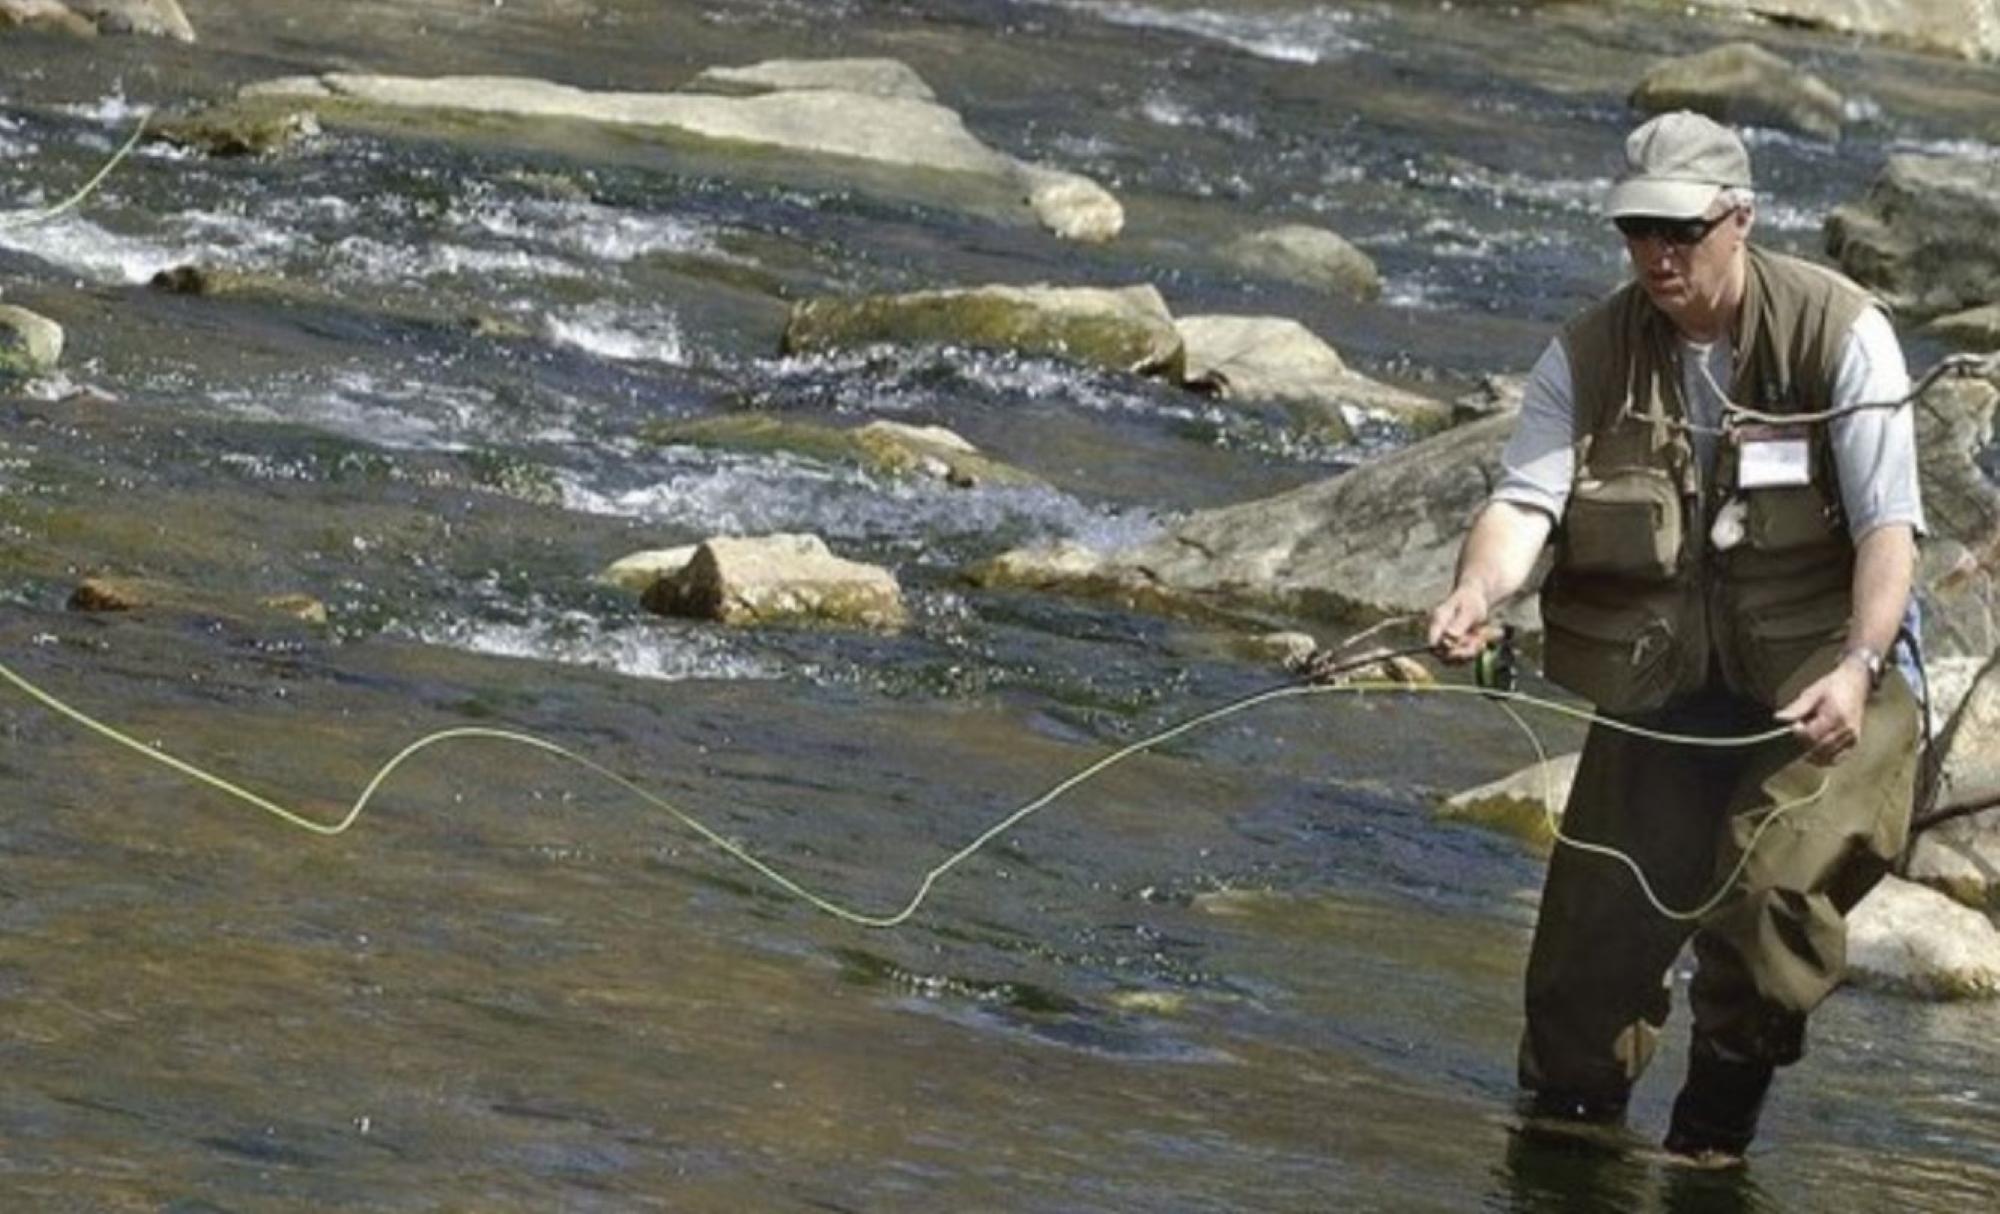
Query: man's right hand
1427 582 1492 663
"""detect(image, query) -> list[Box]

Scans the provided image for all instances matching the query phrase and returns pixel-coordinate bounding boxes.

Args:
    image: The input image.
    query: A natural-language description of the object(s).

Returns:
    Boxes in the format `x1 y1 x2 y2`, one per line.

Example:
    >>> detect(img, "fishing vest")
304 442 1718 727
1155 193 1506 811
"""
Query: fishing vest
1539 246 1872 714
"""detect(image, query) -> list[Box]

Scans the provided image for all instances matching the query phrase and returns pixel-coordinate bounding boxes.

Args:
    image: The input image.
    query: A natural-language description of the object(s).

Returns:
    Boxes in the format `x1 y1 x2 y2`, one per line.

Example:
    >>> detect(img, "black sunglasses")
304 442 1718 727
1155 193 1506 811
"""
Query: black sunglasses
1613 210 1734 246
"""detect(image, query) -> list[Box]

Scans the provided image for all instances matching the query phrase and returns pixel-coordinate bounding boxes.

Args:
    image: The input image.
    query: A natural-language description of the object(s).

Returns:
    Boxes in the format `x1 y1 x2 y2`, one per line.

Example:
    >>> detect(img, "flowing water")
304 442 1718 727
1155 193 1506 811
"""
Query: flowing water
2 2 1997 1209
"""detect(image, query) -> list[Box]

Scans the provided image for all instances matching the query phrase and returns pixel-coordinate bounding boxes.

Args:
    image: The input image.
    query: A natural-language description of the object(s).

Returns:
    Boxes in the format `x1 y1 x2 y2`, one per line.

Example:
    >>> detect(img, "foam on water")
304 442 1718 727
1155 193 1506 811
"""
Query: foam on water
398 612 780 683
1030 0 1366 63
559 456 1161 555
545 303 689 367
0 212 203 283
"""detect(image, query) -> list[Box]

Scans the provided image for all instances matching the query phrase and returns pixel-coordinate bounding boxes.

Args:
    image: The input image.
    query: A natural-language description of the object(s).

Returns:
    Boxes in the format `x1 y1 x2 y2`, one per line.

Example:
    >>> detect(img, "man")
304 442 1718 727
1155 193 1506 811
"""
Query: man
1428 110 1923 1162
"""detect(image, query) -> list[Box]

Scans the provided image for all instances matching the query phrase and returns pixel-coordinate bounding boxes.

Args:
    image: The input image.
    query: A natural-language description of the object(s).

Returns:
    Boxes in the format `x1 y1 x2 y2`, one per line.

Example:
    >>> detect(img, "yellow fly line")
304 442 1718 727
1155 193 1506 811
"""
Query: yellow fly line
0 655 1811 930
0 113 150 231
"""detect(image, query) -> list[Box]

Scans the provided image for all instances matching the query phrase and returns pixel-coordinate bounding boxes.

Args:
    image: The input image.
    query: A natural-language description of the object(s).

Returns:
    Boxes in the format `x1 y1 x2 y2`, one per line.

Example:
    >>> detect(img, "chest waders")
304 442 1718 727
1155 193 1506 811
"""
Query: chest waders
1518 249 1919 1158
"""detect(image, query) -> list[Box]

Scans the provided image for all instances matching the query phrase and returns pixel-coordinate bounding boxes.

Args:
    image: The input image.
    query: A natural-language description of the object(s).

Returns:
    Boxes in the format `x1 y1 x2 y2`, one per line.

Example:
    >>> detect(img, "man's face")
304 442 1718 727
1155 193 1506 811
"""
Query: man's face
1617 204 1751 323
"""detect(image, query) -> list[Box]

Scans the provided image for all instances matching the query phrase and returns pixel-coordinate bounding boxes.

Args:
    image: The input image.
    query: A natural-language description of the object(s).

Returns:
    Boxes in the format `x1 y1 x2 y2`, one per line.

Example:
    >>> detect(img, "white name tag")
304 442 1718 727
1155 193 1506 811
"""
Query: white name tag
1738 436 1811 489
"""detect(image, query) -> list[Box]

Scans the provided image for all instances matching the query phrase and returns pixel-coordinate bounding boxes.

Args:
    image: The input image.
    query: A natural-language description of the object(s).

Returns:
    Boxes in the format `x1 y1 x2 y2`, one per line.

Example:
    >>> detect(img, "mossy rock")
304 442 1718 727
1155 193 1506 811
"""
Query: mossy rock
782 284 1184 380
0 304 64 379
643 413 1040 487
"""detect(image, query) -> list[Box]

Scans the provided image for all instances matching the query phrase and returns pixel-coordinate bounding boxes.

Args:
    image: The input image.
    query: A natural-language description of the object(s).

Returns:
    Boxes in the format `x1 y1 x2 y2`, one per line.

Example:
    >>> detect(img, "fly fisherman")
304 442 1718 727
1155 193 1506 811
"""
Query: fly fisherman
1427 111 1923 1163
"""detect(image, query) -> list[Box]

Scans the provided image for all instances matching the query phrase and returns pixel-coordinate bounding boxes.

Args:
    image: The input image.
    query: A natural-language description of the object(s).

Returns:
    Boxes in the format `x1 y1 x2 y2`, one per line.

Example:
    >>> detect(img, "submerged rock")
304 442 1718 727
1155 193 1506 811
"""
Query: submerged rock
152 100 321 157
1629 42 1844 140
1440 753 1578 854
642 533 906 629
0 0 96 36
242 64 1121 242
0 304 64 378
1221 224 1381 300
1826 155 2000 321
65 0 191 40
783 284 1183 379
1176 314 1449 436
1846 876 2000 999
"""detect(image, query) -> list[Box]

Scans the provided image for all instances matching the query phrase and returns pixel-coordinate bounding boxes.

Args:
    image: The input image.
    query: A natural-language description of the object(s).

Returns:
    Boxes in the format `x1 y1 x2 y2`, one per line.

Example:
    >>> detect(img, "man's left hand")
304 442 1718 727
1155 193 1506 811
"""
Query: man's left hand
1773 663 1871 765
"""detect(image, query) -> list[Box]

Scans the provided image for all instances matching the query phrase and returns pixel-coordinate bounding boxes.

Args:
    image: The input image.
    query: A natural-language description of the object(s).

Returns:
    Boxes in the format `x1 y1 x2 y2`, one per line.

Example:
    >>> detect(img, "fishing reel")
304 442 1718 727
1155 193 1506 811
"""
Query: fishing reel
1473 624 1519 698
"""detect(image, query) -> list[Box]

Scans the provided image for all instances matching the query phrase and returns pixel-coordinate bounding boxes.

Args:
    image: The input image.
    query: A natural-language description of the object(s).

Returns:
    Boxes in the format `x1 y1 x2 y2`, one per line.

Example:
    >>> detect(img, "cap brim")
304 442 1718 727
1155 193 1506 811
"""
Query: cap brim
1604 178 1723 220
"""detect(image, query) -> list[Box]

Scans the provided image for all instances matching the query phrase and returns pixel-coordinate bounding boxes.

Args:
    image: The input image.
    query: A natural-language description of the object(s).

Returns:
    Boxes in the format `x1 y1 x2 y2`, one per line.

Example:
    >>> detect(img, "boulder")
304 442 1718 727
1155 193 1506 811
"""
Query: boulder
1846 876 2000 999
1912 375 2000 660
1176 315 1450 436
0 0 96 36
1682 1 2000 63
1629 42 1844 141
152 100 321 157
971 410 1519 626
782 284 1183 379
1440 753 1578 854
0 304 64 378
242 67 1121 243
1826 155 2000 321
642 534 906 629
1222 224 1381 300
685 57 936 102
1907 650 2000 907
1924 304 2000 352
642 413 1039 489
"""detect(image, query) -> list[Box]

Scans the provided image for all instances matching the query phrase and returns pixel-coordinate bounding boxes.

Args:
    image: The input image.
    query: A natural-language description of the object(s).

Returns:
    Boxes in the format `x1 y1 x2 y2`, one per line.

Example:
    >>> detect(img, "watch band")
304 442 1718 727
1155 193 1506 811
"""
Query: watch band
1840 644 1885 689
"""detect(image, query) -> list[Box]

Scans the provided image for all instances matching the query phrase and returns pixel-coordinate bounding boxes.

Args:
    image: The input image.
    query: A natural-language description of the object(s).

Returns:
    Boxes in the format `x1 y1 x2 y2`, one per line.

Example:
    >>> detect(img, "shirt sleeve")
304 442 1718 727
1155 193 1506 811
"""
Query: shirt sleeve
1828 306 1927 539
1489 337 1574 523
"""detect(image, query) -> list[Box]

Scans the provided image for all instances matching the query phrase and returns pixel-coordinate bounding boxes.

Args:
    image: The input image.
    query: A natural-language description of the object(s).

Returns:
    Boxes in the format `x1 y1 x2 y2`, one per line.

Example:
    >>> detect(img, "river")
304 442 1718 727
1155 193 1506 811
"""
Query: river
1 1 1997 1210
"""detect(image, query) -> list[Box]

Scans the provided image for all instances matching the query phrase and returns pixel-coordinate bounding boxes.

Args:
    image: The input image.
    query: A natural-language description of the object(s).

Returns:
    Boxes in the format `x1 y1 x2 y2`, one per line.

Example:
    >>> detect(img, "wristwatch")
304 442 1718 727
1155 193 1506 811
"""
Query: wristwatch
1840 644 1885 690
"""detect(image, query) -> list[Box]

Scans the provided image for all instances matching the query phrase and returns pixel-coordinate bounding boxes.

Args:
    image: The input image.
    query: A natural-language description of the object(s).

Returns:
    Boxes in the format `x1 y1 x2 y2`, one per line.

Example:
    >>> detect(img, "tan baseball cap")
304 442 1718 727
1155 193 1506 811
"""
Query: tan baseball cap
1604 110 1752 219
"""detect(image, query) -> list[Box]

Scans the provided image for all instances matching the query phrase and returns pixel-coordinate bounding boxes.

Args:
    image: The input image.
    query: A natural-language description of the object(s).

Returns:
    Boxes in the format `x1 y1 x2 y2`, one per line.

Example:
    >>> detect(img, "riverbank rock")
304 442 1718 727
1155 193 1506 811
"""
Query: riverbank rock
1222 225 1381 300
1629 42 1844 140
1846 876 2000 999
152 100 321 157
241 66 1121 242
1683 1 2000 63
971 410 1518 626
641 534 906 629
1907 651 2000 908
0 0 95 35
1440 753 1578 854
1925 304 2000 351
0 304 64 378
1914 375 2000 660
783 284 1183 379
641 413 1040 489
1826 155 2000 321
1177 315 1450 436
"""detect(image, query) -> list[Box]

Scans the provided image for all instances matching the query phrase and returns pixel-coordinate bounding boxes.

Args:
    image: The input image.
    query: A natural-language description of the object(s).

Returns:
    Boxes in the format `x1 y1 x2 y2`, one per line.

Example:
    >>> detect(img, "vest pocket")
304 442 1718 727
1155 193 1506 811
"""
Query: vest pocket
1563 467 1682 580
1745 485 1840 552
1541 594 1680 714
1735 595 1849 706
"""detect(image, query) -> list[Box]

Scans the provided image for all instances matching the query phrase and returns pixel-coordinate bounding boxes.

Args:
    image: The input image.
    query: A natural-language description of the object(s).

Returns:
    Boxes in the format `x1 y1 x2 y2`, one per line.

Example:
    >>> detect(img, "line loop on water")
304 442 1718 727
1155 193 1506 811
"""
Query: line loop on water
0 653 1812 929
